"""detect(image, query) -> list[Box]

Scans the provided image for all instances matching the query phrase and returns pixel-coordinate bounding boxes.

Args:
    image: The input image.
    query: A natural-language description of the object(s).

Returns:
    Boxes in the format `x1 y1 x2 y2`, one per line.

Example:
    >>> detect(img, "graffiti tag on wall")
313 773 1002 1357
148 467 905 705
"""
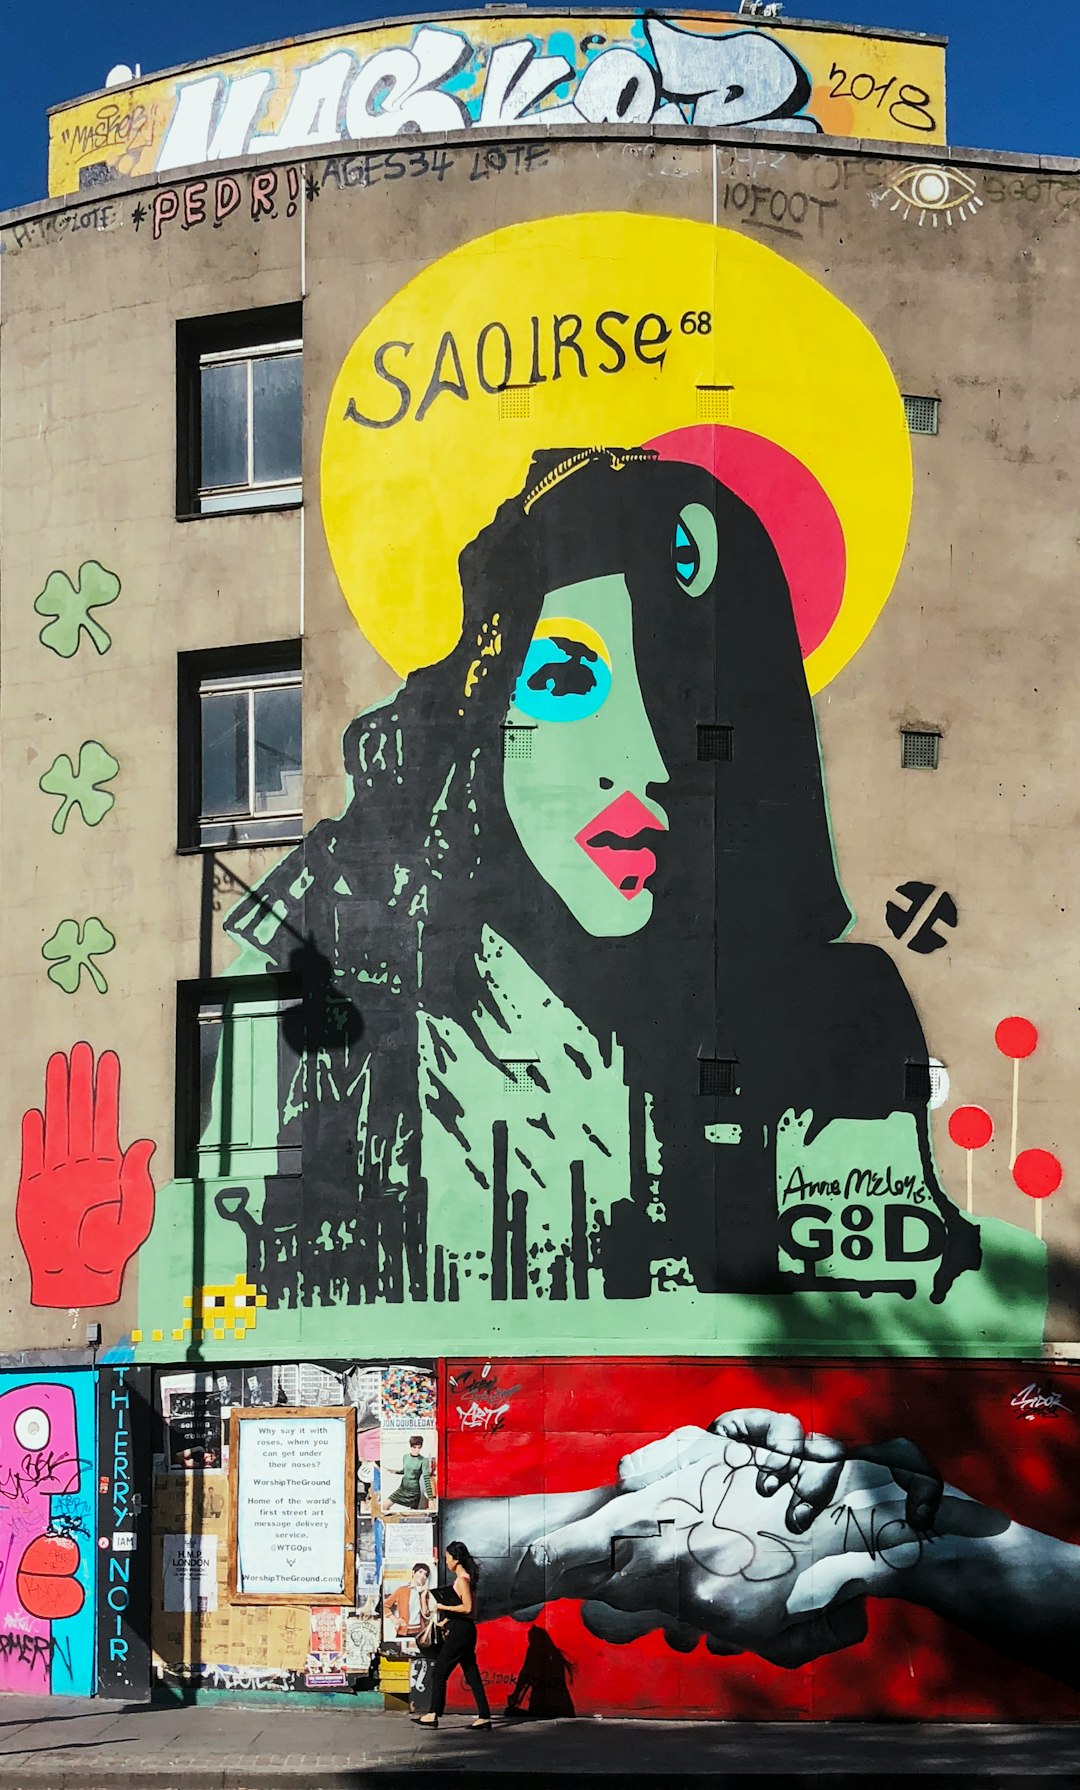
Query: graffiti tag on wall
47 11 946 194
95 1367 151 1695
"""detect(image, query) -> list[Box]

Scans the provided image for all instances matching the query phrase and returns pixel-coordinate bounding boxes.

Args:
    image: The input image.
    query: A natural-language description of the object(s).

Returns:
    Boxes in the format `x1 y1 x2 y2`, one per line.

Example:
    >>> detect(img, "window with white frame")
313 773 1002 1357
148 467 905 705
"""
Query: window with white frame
180 978 302 1179
197 338 302 513
177 304 303 517
190 662 302 847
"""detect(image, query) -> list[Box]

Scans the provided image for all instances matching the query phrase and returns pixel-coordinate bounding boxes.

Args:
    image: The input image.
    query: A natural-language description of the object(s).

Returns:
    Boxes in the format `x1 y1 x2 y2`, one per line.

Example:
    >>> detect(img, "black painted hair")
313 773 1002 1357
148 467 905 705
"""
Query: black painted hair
408 1434 424 1447
446 1540 481 1584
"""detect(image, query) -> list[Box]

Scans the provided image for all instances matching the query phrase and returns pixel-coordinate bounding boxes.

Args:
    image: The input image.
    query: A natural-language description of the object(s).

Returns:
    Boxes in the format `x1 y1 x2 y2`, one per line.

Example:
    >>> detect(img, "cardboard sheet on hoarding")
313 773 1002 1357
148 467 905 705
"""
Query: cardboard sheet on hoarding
230 1408 355 1603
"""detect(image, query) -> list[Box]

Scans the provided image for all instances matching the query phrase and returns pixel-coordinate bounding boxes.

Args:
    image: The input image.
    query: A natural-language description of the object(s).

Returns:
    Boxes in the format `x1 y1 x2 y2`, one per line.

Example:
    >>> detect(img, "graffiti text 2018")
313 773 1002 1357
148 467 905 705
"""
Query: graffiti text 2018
826 63 936 134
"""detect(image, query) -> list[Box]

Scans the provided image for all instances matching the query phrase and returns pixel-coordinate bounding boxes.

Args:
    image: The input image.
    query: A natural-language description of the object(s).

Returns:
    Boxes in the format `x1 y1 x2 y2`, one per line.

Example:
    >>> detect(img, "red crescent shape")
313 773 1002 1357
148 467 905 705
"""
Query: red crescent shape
646 425 846 661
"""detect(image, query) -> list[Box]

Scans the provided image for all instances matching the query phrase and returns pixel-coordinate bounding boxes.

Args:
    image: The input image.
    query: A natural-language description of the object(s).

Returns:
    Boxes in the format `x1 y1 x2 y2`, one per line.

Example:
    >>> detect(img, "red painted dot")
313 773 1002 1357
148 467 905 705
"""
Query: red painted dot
1012 1149 1062 1200
995 1016 1038 1060
948 1105 994 1151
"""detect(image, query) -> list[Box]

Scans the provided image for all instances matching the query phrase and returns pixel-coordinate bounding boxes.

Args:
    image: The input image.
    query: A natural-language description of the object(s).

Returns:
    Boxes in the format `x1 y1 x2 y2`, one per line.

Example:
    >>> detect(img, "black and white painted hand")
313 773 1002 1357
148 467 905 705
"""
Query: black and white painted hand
448 1407 1080 1683
507 1409 947 1666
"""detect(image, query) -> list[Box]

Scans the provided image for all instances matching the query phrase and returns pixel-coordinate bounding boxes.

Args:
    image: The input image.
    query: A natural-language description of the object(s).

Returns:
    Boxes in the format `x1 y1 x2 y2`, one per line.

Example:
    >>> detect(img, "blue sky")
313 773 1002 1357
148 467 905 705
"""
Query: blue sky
1 1 1073 211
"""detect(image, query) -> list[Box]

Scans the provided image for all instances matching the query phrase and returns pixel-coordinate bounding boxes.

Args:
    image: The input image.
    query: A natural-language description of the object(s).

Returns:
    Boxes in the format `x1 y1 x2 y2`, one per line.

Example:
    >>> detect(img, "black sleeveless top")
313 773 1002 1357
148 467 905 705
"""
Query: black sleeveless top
433 1581 474 1627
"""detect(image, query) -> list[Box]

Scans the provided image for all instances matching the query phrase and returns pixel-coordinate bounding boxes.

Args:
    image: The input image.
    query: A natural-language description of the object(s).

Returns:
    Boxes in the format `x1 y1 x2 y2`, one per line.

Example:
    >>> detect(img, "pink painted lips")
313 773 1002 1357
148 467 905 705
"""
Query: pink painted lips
575 791 666 899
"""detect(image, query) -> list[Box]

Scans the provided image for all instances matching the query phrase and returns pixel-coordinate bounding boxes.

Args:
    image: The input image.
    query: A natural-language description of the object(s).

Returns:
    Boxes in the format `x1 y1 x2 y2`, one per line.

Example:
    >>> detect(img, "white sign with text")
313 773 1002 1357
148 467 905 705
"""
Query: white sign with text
163 1534 217 1612
235 1416 347 1597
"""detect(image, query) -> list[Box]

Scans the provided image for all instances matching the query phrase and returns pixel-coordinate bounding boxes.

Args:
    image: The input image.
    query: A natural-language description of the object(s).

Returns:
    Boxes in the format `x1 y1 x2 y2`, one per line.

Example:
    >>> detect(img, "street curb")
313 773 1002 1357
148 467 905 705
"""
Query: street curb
1 1772 1078 1789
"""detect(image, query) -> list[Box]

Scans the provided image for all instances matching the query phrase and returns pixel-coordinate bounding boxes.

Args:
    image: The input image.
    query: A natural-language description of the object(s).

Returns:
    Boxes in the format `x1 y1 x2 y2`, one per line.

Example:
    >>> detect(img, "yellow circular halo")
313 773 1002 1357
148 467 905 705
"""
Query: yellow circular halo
321 213 911 694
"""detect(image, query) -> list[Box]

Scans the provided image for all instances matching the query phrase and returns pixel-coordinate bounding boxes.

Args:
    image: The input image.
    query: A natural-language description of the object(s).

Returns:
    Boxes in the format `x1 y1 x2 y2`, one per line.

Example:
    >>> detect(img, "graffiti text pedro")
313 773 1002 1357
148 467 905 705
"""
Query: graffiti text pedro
344 308 710 428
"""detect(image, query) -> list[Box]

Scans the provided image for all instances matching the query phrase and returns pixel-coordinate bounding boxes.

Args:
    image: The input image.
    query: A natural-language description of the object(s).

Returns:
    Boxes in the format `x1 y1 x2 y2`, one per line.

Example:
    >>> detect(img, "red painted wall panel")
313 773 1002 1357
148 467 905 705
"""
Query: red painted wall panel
441 1358 1080 1720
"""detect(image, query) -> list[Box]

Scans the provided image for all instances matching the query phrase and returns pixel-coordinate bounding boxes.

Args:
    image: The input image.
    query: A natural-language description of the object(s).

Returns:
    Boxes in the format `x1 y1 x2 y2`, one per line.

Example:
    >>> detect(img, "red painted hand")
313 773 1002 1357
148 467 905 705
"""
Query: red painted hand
17 1044 156 1308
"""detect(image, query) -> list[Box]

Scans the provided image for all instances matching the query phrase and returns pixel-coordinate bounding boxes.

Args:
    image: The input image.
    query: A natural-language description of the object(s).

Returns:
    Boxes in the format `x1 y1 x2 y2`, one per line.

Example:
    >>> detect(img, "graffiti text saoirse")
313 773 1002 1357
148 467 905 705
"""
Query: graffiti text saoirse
344 309 710 428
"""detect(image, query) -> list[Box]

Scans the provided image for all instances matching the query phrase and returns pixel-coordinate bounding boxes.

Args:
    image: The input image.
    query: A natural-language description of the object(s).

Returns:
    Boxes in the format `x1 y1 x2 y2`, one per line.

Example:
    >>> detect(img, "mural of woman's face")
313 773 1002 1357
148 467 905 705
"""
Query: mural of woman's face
503 571 669 937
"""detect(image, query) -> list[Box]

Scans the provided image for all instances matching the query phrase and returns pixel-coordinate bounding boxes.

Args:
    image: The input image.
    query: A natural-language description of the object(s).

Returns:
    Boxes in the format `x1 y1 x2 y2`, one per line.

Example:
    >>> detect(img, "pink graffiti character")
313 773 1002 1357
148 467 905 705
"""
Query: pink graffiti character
17 1044 155 1308
0 1384 84 1693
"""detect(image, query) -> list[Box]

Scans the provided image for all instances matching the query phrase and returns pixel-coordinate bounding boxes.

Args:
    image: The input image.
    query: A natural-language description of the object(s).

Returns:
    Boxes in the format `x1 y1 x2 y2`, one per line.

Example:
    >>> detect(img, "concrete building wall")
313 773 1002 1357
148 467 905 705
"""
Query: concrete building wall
2 100 1080 1711
0 173 304 1351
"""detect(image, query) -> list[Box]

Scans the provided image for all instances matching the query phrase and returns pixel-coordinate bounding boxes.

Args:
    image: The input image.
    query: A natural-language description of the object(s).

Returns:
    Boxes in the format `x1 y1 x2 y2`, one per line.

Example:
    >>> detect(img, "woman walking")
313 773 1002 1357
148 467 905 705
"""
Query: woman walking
417 1541 491 1729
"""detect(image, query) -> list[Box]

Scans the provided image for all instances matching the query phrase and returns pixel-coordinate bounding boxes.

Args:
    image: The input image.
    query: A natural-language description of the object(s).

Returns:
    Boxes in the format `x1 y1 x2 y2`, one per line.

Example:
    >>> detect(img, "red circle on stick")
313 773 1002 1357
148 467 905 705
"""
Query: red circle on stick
1012 1148 1062 1200
995 1016 1038 1060
948 1105 994 1151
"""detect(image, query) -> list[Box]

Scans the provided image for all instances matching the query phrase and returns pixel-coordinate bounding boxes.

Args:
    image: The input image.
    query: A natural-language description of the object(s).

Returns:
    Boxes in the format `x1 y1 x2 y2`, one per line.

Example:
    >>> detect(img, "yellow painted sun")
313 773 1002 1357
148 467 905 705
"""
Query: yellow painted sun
320 213 911 695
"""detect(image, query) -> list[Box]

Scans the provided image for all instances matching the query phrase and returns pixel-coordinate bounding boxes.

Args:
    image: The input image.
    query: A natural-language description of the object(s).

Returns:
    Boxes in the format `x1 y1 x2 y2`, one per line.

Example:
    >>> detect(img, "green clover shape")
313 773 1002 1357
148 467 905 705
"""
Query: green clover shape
34 560 120 657
42 917 116 994
39 741 120 834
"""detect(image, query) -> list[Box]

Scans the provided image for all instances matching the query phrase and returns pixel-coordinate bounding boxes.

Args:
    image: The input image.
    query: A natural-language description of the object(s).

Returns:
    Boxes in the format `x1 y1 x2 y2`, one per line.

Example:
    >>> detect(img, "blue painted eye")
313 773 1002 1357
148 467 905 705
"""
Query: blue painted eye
673 504 719 598
512 633 612 723
674 521 699 585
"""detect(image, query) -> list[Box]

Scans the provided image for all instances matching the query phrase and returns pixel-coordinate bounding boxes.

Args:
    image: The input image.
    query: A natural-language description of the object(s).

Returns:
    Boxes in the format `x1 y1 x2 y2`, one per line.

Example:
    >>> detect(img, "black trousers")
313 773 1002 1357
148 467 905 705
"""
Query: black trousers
430 1619 491 1719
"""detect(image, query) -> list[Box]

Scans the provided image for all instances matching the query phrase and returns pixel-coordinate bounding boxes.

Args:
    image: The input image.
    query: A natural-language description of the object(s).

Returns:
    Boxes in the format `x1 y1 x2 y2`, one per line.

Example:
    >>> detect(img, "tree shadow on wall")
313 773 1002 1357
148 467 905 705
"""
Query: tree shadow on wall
195 845 368 1322
201 839 364 1052
505 1624 576 1718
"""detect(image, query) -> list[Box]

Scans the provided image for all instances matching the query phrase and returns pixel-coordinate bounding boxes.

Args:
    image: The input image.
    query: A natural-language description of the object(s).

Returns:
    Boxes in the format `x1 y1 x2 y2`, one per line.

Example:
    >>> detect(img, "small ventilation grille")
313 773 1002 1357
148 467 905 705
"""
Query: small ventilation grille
697 724 734 762
901 729 941 770
502 723 535 760
903 394 939 435
928 1060 947 1107
696 385 733 423
699 1057 737 1097
499 385 531 420
502 1060 536 1094
904 1060 932 1104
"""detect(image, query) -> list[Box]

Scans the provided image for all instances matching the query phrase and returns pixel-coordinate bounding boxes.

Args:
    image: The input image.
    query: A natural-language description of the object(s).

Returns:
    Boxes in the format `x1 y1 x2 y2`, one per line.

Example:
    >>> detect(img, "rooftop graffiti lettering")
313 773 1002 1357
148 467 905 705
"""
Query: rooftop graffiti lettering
47 12 946 195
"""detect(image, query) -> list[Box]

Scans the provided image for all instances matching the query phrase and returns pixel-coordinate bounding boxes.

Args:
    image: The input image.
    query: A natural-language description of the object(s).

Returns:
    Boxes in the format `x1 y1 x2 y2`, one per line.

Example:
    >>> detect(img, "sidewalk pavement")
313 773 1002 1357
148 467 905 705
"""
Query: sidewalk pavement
0 1695 1077 1790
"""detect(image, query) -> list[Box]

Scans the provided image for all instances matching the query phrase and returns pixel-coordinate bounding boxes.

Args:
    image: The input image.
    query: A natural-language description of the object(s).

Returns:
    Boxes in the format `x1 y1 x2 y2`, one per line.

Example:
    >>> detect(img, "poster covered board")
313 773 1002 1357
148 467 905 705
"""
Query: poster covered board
228 1407 355 1605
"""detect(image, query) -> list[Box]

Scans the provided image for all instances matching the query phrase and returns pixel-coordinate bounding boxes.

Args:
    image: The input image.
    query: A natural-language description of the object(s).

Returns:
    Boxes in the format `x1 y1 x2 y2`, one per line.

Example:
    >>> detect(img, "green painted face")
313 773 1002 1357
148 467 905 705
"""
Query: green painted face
503 574 668 937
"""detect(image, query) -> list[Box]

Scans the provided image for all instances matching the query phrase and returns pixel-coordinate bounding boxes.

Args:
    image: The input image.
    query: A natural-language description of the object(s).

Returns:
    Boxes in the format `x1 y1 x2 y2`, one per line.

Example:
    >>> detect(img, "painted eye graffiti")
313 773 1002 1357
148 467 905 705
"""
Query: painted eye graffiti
674 521 698 584
673 503 719 598
884 165 982 225
512 617 612 723
14 1406 50 1452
